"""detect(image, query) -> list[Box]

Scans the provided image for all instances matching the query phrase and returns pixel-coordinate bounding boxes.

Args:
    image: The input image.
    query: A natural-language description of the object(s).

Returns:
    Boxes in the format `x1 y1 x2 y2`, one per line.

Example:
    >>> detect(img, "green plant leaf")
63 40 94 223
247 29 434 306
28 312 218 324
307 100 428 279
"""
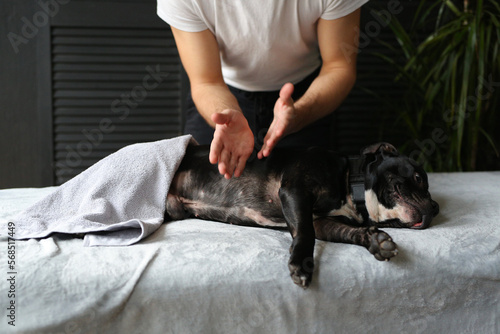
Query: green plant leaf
480 128 500 157
444 0 462 16
486 0 500 13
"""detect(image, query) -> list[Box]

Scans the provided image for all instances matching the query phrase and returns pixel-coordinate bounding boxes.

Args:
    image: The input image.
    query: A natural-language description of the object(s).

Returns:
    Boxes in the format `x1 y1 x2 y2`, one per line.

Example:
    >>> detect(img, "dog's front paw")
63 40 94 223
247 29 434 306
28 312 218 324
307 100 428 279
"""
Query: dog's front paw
288 258 313 289
368 227 398 261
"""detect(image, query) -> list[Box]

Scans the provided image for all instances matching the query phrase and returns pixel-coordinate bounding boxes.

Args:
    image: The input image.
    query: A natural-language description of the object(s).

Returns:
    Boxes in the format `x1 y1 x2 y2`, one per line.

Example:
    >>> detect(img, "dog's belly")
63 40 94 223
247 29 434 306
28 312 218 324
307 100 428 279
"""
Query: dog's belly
175 196 287 228
167 168 287 228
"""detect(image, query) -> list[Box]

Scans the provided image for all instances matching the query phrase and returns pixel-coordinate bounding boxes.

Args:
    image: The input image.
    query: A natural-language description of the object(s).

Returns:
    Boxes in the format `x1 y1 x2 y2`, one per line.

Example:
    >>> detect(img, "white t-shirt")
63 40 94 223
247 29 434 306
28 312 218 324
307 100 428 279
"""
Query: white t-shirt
157 0 369 91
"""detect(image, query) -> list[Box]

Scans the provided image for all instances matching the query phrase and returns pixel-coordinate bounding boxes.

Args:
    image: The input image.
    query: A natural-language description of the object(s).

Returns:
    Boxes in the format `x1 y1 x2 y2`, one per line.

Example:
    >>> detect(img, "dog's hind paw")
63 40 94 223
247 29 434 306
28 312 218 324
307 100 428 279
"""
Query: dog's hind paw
367 227 398 261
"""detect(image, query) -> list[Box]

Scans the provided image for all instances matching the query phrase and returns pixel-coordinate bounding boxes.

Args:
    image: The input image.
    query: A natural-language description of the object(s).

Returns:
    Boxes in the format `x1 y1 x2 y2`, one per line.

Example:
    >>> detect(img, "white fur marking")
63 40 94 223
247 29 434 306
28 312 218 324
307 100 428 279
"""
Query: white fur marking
326 195 363 223
364 189 413 223
241 207 286 227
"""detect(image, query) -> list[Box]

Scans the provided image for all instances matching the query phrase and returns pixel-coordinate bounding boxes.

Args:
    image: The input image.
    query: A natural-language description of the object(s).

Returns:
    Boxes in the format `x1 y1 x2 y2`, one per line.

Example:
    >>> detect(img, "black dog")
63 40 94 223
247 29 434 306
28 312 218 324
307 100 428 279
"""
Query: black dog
166 142 439 288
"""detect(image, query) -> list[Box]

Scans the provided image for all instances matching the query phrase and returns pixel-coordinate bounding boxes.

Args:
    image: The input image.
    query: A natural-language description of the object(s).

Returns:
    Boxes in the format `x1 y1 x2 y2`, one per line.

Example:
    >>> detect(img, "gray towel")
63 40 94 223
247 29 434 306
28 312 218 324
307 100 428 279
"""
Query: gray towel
8 135 195 246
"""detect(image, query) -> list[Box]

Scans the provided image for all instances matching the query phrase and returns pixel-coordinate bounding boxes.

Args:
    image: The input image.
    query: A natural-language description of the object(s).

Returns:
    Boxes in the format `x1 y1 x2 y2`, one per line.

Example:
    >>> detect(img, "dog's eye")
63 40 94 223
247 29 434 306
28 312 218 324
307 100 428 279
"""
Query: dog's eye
414 173 423 184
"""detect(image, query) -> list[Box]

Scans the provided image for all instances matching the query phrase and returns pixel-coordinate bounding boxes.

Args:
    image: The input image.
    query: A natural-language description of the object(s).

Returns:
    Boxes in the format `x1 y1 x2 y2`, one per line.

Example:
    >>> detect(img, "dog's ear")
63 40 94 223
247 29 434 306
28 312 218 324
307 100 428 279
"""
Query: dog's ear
361 142 398 157
361 142 399 173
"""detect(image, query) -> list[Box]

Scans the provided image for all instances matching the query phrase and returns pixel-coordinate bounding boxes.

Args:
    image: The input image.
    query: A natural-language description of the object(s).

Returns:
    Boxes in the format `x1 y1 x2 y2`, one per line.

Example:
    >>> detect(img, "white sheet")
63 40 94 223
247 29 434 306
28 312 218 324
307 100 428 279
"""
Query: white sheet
1 172 499 333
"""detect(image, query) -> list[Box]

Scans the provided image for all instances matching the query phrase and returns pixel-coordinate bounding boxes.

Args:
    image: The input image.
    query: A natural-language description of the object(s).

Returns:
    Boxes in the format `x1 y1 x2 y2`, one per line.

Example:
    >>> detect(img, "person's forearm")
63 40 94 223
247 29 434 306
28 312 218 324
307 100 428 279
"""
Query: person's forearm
294 65 356 127
191 82 242 128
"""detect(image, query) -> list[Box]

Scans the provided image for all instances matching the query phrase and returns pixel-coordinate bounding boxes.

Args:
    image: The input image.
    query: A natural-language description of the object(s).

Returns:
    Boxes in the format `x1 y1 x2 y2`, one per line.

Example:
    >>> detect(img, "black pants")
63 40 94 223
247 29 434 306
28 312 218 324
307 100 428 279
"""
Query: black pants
184 68 333 151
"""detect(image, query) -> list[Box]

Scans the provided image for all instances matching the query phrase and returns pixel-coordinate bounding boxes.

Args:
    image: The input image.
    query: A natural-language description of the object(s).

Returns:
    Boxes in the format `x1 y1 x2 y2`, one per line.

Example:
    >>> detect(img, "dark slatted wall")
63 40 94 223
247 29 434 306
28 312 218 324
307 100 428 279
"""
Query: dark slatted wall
52 27 183 184
333 32 403 154
332 0 419 154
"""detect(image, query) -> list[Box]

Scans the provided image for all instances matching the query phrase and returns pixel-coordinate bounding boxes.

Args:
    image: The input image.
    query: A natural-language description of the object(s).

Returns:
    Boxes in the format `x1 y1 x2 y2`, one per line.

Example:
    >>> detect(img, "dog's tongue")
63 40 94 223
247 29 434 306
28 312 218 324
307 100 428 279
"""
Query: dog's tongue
412 215 431 229
411 221 424 229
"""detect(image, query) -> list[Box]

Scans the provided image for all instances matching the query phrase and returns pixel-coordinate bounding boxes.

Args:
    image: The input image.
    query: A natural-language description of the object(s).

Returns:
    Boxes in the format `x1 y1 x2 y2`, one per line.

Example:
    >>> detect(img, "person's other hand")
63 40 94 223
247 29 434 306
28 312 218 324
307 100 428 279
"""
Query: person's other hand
258 83 300 159
209 109 254 179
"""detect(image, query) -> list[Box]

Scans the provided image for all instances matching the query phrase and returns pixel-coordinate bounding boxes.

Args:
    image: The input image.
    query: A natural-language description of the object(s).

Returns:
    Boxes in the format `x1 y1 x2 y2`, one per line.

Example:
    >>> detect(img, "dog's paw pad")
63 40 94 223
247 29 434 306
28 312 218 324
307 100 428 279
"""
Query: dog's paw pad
368 229 398 261
288 263 312 289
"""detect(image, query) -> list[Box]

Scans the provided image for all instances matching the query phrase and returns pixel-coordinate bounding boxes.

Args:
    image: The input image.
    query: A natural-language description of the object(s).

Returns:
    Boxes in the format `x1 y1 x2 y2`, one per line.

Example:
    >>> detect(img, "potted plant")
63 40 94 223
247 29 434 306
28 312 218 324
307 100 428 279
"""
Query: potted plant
373 0 500 171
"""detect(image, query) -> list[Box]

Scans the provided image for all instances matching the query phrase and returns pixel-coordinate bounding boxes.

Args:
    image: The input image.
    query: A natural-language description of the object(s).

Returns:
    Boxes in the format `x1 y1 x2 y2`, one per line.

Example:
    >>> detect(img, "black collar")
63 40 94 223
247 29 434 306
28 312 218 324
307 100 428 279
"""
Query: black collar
348 156 365 204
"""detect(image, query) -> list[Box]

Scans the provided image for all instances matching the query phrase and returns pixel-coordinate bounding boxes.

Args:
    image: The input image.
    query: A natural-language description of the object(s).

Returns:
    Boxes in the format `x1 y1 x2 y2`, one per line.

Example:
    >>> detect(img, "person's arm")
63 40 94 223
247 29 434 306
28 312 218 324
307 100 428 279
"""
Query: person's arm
258 9 361 158
171 27 254 179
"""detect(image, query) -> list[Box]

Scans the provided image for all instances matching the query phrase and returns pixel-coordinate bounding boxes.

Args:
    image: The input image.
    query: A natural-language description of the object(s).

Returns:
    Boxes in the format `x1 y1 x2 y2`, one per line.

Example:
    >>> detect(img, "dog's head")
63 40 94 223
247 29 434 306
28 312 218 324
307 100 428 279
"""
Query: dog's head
361 142 439 229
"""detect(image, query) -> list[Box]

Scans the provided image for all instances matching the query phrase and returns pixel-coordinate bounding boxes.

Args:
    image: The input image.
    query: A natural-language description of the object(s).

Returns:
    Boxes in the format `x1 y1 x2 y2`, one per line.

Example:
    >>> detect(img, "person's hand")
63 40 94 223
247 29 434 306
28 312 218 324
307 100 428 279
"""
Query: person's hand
209 109 255 179
258 83 301 159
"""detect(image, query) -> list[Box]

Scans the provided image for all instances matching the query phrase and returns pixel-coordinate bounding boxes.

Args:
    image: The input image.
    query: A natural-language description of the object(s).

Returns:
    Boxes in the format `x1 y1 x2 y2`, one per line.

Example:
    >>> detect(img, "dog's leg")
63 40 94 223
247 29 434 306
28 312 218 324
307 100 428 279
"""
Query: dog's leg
313 217 398 261
279 185 316 288
165 193 186 221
